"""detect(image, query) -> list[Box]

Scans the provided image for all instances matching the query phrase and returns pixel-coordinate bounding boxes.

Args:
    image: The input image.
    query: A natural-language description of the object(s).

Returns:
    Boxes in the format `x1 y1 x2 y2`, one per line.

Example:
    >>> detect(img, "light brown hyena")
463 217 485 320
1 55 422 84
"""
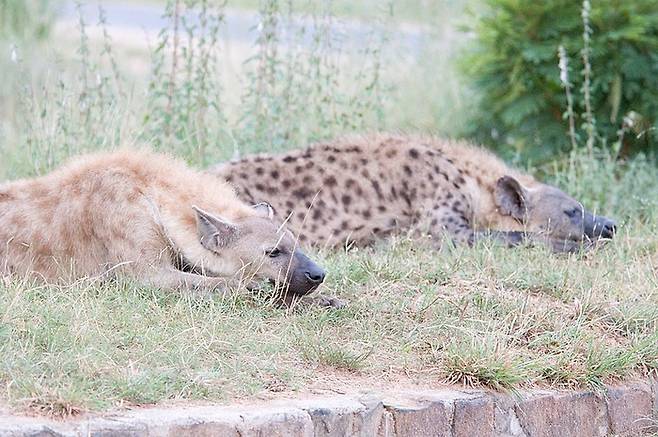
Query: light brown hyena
213 134 616 252
0 150 330 302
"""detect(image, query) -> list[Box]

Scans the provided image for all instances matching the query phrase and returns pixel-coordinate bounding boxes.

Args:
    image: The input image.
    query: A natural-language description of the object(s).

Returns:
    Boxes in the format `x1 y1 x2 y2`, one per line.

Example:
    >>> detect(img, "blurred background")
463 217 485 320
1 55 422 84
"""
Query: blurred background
0 0 656 179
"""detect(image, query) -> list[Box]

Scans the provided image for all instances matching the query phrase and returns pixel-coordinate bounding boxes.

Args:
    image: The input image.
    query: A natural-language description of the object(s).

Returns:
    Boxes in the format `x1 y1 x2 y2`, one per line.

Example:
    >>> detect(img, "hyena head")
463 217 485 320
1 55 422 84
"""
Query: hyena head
494 176 617 252
192 203 325 295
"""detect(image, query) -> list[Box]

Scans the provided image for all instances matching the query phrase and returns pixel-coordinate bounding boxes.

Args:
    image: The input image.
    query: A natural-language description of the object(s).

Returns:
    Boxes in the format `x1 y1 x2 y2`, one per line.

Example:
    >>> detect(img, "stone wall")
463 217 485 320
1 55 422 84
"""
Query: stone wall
1 380 656 436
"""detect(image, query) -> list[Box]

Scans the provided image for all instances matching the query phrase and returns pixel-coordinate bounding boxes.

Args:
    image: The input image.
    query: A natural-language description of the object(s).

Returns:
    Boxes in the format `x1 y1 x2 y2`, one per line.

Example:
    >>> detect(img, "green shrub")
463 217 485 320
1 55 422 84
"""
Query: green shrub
463 0 658 160
0 0 53 40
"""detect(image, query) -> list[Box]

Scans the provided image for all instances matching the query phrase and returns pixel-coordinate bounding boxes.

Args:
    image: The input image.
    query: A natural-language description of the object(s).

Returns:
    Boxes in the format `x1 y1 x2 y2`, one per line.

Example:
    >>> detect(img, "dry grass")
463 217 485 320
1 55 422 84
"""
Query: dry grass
1 195 656 413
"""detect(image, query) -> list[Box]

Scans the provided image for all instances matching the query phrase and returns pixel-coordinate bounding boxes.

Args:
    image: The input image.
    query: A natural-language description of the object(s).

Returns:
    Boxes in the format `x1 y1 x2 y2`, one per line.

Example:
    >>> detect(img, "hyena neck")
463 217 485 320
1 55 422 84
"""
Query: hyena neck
456 160 537 233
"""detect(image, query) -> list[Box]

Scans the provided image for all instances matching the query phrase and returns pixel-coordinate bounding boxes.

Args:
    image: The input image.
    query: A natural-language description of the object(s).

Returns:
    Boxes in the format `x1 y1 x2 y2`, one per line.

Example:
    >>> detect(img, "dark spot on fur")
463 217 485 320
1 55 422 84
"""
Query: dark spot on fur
362 209 371 219
431 218 438 226
390 187 397 198
377 205 387 212
324 176 337 187
294 165 303 173
270 170 279 179
371 180 383 199
285 200 295 209
328 155 336 163
305 162 314 169
456 176 466 186
341 195 352 206
312 209 322 220
446 193 453 200
255 167 264 176
360 158 368 165
385 149 397 159
283 156 297 163
403 165 412 176
293 187 312 199
340 220 350 230
408 148 419 159
282 179 292 189
346 179 356 188
302 175 313 184
255 183 265 191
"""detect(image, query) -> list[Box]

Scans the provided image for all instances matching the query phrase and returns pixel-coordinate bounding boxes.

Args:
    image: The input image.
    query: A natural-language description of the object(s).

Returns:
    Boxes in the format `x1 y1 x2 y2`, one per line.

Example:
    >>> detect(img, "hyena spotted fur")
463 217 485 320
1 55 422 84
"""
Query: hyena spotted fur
0 150 334 304
213 134 616 252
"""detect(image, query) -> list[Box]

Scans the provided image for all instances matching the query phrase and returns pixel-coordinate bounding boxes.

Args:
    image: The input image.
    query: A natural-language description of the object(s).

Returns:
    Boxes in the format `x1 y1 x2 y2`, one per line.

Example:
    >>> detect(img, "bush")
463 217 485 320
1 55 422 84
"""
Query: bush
0 0 53 40
463 0 658 160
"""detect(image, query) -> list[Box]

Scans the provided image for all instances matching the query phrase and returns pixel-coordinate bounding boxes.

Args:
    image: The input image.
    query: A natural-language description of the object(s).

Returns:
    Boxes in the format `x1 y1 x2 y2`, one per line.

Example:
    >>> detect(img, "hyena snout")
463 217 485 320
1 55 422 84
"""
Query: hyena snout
287 250 326 295
586 214 617 239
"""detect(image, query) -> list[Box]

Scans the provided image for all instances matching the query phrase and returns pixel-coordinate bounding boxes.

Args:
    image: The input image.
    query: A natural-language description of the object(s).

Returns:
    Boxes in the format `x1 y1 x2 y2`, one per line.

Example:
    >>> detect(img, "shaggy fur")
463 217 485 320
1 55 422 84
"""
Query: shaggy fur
0 150 327 297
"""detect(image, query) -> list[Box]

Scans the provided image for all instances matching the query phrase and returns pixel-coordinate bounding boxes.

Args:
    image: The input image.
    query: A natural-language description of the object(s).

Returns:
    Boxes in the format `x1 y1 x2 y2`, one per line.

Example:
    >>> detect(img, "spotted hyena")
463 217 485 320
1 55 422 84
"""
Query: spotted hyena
0 150 330 302
213 134 616 252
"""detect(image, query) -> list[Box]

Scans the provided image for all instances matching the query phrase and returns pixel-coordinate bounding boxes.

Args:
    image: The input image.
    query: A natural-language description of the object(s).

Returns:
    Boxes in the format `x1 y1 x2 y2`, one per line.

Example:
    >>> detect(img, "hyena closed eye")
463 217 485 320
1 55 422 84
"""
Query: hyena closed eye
0 150 335 305
213 133 616 253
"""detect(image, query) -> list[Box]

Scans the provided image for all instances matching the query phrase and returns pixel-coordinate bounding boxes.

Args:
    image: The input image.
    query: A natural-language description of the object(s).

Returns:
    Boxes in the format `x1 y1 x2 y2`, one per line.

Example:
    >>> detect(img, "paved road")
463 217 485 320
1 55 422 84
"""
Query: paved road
56 0 456 59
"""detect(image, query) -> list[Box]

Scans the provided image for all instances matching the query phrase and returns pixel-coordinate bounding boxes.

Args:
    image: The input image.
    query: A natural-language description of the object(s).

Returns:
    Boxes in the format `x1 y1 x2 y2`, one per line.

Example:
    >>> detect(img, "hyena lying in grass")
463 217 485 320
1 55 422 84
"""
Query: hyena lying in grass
214 134 616 252
0 150 334 305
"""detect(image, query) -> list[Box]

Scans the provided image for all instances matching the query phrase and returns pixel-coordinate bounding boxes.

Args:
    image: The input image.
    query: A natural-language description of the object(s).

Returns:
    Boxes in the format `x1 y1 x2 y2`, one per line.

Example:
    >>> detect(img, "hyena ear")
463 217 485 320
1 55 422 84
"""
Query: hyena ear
252 202 275 220
494 176 529 221
192 206 238 251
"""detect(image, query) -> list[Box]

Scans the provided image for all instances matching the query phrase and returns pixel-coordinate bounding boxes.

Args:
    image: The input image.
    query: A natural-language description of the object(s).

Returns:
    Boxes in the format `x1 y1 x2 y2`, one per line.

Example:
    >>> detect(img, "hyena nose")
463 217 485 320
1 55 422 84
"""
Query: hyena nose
305 270 326 284
602 220 617 239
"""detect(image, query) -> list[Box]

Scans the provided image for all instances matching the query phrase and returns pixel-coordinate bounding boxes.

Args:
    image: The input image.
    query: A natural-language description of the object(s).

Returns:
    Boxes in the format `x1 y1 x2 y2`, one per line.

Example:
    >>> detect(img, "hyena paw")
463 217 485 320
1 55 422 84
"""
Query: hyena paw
315 295 348 309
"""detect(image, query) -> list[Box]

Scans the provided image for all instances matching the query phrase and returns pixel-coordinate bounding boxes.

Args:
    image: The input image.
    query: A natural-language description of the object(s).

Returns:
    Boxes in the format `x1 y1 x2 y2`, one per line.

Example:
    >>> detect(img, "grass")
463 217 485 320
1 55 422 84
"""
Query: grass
0 0 657 416
1 190 657 413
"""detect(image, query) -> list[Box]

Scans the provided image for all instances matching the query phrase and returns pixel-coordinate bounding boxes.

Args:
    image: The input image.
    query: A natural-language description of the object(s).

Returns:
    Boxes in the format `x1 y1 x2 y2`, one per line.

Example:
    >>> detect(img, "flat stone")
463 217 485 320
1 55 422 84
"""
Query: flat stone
453 395 494 437
492 393 528 437
296 395 384 437
383 393 453 437
236 406 314 437
515 391 608 437
653 378 658 420
606 383 654 435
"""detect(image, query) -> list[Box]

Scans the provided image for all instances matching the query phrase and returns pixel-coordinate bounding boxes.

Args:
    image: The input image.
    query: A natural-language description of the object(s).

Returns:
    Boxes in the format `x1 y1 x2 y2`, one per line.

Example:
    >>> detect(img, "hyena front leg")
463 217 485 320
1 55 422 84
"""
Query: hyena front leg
425 208 529 248
142 267 233 297
425 207 474 247
282 292 348 309
469 230 529 247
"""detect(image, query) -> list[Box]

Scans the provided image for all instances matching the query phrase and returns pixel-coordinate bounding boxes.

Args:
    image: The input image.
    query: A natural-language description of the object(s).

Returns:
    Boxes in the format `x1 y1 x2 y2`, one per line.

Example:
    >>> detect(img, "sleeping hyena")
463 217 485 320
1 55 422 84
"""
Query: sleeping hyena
213 133 616 252
0 150 336 305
